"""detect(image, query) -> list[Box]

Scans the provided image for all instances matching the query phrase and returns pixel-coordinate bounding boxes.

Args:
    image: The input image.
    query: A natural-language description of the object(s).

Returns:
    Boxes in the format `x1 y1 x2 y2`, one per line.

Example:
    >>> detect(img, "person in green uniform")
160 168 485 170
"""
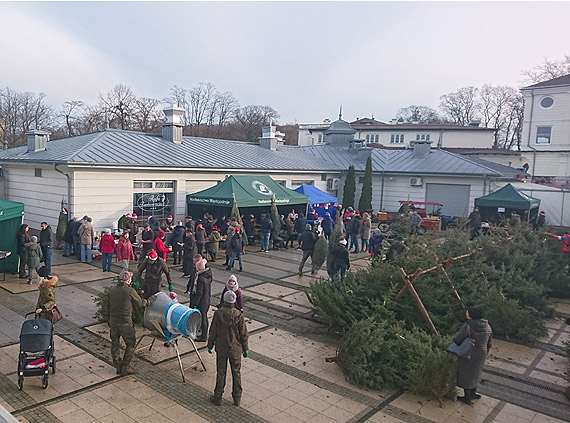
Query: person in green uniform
207 290 249 407
107 270 156 375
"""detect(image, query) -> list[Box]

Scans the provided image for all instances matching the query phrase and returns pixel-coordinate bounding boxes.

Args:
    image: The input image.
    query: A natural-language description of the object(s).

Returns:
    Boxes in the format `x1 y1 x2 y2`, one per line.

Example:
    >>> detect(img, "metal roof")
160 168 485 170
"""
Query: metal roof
0 129 518 178
522 74 570 89
323 119 356 135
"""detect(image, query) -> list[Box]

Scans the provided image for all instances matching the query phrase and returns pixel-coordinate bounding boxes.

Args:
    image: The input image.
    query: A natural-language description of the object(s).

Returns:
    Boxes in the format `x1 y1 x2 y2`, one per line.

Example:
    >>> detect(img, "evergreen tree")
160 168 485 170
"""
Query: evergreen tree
358 157 373 212
270 198 280 242
342 165 356 209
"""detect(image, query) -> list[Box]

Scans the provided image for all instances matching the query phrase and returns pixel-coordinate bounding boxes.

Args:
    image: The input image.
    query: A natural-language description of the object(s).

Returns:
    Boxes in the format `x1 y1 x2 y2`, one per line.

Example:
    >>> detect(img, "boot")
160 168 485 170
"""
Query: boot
233 396 241 406
457 389 472 405
470 389 481 400
209 395 221 406
239 267 243 272
121 367 137 376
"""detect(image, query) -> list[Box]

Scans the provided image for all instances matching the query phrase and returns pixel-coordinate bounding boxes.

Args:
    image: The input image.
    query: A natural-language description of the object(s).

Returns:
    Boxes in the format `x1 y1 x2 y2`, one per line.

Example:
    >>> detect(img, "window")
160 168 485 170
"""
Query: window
365 135 370 142
390 134 404 144
540 96 554 109
321 174 327 181
34 168 42 177
318 134 324 143
536 126 552 144
133 180 175 222
358 176 365 184
416 134 430 141
375 135 379 142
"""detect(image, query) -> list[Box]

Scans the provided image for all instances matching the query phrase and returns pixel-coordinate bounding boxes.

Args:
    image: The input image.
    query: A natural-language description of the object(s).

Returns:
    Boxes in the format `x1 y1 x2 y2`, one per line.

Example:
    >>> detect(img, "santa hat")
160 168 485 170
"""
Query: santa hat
148 215 152 219
167 215 173 219
132 213 137 218
213 225 218 230
540 211 545 215
126 213 132 218
62 207 68 215
147 250 158 260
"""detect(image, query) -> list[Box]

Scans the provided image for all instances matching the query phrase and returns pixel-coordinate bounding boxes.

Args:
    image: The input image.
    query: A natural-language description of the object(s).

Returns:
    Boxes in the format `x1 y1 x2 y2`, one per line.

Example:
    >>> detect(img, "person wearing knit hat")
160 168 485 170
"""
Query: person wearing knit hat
218 275 243 311
108 267 156 375
332 237 350 281
26 236 42 284
452 306 492 405
134 249 172 298
207 289 249 407
189 257 213 342
35 266 59 321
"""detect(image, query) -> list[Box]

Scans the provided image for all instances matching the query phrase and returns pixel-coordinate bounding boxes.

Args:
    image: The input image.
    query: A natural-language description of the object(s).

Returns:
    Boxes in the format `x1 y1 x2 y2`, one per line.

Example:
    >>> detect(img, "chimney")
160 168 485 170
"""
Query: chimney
162 105 185 143
411 140 432 158
259 125 284 151
469 119 481 127
26 130 50 153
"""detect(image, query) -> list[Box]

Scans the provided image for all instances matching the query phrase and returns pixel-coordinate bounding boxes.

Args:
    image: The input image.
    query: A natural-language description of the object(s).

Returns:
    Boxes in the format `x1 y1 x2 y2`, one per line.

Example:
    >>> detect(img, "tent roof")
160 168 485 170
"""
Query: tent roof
186 175 308 208
474 183 541 209
0 198 25 221
293 185 338 205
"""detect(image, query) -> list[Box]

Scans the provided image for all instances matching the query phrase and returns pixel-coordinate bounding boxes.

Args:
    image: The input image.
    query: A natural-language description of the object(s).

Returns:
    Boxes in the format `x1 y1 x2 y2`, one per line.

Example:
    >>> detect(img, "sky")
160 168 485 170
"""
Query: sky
1 1 570 125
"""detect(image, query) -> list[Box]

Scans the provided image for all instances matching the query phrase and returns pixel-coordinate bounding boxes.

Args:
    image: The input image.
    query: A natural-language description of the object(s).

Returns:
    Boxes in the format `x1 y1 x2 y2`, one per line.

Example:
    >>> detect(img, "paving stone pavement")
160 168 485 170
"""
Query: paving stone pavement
0 247 569 423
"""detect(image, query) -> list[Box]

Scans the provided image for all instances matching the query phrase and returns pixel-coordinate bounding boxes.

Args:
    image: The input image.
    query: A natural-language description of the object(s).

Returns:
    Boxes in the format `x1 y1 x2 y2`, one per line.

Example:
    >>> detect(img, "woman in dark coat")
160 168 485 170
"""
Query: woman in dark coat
452 306 493 405
182 230 197 277
16 224 30 278
195 224 206 256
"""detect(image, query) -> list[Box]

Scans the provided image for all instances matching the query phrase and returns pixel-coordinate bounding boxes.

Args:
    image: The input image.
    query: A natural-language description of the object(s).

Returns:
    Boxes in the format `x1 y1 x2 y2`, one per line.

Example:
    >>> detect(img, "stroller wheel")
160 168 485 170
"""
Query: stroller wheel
17 375 23 390
42 374 49 389
52 356 56 374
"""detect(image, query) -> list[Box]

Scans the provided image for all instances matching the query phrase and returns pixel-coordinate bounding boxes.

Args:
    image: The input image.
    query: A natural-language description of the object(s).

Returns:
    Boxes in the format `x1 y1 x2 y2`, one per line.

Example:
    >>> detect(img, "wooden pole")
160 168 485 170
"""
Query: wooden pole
397 268 438 335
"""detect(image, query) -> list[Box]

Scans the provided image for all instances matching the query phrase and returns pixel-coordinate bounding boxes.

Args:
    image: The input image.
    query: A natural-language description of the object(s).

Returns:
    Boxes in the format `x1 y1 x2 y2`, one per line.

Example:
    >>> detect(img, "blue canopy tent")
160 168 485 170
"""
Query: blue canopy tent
293 185 338 218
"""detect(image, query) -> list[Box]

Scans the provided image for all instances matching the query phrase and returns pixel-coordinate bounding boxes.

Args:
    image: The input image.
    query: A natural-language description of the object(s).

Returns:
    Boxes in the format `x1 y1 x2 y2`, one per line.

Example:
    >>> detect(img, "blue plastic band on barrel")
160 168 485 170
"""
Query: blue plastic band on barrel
164 303 201 337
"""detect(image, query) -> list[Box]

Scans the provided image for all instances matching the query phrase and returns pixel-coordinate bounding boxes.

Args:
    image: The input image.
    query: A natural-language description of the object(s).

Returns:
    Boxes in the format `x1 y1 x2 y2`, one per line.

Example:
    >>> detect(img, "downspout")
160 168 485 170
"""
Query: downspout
526 88 537 178
380 172 385 210
54 164 72 216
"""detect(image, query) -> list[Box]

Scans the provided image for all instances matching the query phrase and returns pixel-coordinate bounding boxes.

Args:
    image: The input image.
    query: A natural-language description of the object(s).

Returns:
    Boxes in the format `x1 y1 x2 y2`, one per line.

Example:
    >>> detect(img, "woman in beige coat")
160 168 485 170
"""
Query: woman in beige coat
35 266 58 321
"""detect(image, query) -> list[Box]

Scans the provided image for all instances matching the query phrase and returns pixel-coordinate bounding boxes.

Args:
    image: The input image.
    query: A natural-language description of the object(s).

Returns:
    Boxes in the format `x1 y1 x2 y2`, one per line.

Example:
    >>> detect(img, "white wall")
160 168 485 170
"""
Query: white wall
3 165 68 231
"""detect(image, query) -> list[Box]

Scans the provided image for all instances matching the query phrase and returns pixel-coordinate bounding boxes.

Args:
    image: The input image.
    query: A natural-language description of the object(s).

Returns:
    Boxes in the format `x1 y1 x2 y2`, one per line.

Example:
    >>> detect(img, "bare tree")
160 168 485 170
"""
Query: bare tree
99 84 137 130
61 100 84 136
77 104 106 134
395 105 447 124
522 55 570 83
439 86 479 125
188 82 216 135
233 105 280 141
133 97 162 132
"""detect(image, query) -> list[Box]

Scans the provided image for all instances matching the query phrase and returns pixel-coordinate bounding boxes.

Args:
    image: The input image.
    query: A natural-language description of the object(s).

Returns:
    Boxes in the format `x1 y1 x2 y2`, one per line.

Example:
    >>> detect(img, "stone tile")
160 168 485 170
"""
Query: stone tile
279 291 313 308
365 411 407 422
494 403 537 422
535 352 567 374
532 413 569 423
488 339 540 367
45 399 81 417
321 404 358 422
267 299 312 314
247 283 299 298
96 411 136 423
283 402 319 422
56 408 96 423
248 400 281 419
265 393 296 411
529 370 568 387
268 412 304 423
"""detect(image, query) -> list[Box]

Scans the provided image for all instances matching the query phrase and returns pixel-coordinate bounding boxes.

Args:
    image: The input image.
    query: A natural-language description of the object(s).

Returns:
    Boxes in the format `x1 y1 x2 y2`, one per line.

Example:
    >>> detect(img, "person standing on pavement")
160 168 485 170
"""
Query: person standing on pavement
207 290 249 407
39 222 53 274
116 232 135 271
321 212 335 240
332 238 350 281
62 216 76 257
195 223 206 256
360 212 371 253
99 228 116 272
452 307 492 405
135 250 172 298
298 224 318 276
188 257 212 342
107 270 156 375
35 265 58 321
218 275 243 311
294 212 307 246
207 225 222 262
171 221 186 266
16 224 30 279
227 228 244 272
369 229 384 259
78 216 95 263
468 207 482 240
349 211 362 254
72 216 84 260
260 213 273 252
140 224 155 257
26 236 43 284
182 230 197 277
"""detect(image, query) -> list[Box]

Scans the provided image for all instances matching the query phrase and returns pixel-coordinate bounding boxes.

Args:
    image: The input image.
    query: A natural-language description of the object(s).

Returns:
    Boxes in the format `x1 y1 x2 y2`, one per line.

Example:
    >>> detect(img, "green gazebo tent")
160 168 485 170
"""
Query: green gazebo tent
474 183 540 221
187 175 308 209
0 198 25 273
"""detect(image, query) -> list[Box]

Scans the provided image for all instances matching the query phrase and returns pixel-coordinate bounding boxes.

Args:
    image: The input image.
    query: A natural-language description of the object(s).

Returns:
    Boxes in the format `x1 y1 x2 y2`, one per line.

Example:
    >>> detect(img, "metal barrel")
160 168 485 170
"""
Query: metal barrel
143 292 202 339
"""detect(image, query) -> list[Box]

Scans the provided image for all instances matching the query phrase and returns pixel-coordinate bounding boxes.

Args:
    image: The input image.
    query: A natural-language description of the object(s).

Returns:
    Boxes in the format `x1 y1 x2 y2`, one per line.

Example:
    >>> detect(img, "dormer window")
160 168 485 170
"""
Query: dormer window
540 96 554 109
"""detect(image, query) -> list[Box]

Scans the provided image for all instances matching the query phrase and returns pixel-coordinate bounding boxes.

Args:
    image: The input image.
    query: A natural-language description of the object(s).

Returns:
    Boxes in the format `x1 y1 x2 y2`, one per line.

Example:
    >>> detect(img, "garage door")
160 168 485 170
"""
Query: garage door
425 183 471 217
185 179 219 195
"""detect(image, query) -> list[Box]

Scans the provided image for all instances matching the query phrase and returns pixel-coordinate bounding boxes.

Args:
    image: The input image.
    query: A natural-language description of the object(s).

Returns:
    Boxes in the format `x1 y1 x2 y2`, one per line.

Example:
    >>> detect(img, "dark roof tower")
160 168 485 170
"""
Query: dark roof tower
323 105 356 145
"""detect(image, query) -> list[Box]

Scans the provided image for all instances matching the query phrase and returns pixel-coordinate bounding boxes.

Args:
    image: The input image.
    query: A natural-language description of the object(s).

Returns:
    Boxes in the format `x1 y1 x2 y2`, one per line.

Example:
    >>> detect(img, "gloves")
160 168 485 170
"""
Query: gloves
148 295 157 304
243 351 248 358
207 348 212 354
134 281 140 289
168 284 173 292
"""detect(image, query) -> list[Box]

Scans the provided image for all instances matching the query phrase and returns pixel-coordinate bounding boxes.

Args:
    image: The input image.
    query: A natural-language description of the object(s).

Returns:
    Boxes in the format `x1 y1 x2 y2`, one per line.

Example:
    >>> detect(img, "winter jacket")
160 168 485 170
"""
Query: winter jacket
140 229 155 255
185 219 195 232
78 221 95 245
123 219 139 244
27 243 43 269
116 238 135 261
189 268 213 311
36 276 58 312
207 303 249 358
218 287 244 311
369 234 384 257
453 319 492 389
108 281 154 325
71 220 82 238
321 215 335 234
39 226 53 250
171 225 186 251
99 234 117 254
261 217 273 234
229 233 243 254
63 219 74 243
361 218 371 240
208 230 222 254
135 257 172 297
17 233 30 256
294 213 307 234
195 226 206 244
300 230 317 251
350 215 362 235
332 244 350 266
243 219 254 237
154 236 169 260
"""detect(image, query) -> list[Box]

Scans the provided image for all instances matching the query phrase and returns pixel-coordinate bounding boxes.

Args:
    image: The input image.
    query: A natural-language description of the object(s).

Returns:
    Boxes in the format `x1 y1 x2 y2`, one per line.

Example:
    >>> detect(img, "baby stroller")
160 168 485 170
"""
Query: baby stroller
17 312 56 390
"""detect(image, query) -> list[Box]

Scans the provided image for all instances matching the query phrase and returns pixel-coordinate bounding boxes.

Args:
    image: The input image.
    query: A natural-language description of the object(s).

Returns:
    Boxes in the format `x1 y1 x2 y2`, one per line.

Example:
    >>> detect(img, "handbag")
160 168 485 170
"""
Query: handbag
50 306 63 324
447 325 474 358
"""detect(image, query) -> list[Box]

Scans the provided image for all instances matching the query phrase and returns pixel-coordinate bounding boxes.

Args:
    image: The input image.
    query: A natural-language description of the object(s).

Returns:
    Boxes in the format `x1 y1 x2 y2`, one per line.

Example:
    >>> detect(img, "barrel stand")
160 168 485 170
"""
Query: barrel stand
134 320 206 382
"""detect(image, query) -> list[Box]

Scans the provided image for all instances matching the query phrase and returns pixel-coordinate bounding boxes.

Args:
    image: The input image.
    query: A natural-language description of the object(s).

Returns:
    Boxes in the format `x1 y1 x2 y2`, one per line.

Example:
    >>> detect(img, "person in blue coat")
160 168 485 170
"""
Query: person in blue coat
321 212 335 240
